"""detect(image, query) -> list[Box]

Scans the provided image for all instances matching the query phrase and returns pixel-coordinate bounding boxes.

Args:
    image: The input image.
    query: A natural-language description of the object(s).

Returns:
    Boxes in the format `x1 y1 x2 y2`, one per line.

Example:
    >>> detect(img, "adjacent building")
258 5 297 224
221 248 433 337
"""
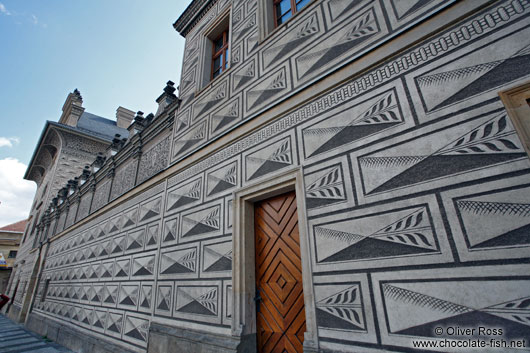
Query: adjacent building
6 0 530 352
0 219 27 293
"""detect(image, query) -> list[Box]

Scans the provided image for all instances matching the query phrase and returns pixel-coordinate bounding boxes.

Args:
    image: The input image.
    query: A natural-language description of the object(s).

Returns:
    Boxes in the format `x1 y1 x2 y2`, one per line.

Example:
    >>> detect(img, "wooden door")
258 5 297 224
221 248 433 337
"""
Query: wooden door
255 191 306 353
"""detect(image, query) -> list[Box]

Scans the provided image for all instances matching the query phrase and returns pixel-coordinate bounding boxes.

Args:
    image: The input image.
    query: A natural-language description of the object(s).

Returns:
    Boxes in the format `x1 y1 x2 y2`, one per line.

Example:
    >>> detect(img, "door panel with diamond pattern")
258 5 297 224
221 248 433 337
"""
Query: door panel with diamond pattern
255 191 306 353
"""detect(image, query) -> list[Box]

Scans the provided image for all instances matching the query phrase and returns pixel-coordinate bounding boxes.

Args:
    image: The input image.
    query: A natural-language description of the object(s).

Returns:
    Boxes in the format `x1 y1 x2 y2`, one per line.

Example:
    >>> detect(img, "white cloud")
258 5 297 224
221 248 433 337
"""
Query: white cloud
31 14 47 28
0 137 20 148
0 158 36 227
0 3 11 16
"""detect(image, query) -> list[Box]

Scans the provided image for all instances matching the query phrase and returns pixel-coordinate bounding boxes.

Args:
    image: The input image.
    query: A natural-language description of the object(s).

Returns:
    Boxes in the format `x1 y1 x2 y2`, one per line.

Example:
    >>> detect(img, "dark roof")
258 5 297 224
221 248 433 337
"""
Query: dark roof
76 112 128 141
0 219 28 233
47 112 127 142
24 112 127 180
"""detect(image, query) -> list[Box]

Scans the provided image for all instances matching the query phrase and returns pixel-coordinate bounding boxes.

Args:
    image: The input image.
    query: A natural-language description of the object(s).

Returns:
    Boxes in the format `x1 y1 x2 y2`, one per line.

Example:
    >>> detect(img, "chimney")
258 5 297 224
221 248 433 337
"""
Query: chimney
155 81 177 116
116 106 135 129
59 89 85 126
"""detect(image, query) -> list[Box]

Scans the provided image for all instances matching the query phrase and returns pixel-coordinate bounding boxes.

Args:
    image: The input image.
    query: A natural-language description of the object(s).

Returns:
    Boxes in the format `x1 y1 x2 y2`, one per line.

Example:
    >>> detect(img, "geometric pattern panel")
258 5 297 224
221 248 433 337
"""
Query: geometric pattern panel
162 217 179 245
441 177 530 262
355 112 527 200
105 311 124 338
206 160 238 198
180 202 223 241
455 188 530 250
315 283 366 332
139 284 153 312
409 25 530 121
210 97 242 138
155 284 173 315
192 80 228 122
295 5 384 82
323 0 366 25
233 12 256 44
310 196 453 271
245 30 259 57
124 315 149 344
384 0 448 31
137 135 171 185
245 136 294 182
315 207 438 262
233 59 255 92
174 109 190 136
174 282 222 324
92 309 106 332
131 253 156 278
110 234 126 255
102 285 119 306
118 284 139 309
126 228 145 252
202 239 232 275
261 12 321 70
456 189 530 250
304 164 347 210
373 265 530 349
166 177 203 214
145 223 160 248
173 120 208 160
246 67 289 113
121 207 138 230
300 86 407 160
114 258 130 279
223 281 232 325
138 196 162 223
159 246 198 278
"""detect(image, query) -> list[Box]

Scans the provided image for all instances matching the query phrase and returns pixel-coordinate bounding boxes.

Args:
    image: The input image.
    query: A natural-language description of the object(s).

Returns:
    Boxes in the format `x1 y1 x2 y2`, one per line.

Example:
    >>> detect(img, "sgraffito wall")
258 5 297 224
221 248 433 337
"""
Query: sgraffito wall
5 126 109 321
29 0 530 352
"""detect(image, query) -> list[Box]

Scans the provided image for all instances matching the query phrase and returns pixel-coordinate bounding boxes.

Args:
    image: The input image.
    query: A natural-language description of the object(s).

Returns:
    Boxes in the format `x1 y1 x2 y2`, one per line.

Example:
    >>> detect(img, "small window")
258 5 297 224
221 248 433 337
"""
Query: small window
273 0 311 27
198 9 231 89
8 251 17 258
211 30 229 80
31 211 40 235
499 81 530 156
41 278 51 302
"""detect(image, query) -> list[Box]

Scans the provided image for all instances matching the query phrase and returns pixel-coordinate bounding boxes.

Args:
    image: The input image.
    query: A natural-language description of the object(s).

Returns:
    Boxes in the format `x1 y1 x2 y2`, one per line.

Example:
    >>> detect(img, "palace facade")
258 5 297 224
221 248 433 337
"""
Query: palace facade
5 0 530 352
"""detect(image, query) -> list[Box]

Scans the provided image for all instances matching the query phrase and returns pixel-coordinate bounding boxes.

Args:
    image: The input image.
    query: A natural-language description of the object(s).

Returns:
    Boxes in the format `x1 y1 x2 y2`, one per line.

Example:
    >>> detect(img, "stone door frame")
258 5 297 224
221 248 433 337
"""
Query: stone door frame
231 167 318 351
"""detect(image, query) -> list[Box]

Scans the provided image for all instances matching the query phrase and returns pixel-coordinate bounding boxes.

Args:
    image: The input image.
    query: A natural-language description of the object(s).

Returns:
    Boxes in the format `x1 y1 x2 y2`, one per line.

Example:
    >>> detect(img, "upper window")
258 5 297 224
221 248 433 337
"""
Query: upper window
212 30 229 80
197 9 230 89
8 251 17 258
499 81 530 156
274 0 311 27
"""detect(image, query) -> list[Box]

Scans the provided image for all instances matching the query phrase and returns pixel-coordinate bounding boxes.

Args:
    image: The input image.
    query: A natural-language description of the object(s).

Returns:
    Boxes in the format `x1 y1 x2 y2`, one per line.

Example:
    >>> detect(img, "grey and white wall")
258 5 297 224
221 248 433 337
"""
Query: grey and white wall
21 0 530 352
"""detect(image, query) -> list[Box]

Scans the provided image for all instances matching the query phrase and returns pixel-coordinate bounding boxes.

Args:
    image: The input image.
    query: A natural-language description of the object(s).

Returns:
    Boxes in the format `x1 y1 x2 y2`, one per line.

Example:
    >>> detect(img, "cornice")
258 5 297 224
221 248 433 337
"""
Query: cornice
173 0 217 37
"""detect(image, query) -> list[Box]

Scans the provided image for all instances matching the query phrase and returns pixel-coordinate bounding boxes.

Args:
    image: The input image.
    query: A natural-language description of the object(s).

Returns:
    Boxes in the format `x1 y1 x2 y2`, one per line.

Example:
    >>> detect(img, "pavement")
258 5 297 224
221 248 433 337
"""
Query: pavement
0 314 74 353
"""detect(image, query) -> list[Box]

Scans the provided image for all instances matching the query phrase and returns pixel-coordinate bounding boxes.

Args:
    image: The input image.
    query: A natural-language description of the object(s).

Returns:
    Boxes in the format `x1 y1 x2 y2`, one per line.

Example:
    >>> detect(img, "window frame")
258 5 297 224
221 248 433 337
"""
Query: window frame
258 0 314 44
273 0 310 27
211 29 229 80
196 7 231 91
499 81 530 156
40 278 51 303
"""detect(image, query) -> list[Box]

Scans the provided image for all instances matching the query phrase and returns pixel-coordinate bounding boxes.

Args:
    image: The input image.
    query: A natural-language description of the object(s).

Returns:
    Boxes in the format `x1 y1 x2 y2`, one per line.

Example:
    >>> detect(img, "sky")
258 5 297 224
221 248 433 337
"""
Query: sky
0 1 189 227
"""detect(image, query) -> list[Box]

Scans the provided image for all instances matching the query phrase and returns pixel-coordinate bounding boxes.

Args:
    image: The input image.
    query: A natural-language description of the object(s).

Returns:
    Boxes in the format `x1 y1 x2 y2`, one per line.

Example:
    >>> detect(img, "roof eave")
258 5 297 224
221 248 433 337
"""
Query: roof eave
24 121 52 180
173 0 214 36
24 121 112 181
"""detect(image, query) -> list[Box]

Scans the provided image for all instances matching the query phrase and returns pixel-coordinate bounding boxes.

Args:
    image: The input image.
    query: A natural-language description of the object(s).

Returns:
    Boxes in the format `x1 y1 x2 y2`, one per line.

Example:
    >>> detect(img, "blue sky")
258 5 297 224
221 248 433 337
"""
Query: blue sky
0 1 189 226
